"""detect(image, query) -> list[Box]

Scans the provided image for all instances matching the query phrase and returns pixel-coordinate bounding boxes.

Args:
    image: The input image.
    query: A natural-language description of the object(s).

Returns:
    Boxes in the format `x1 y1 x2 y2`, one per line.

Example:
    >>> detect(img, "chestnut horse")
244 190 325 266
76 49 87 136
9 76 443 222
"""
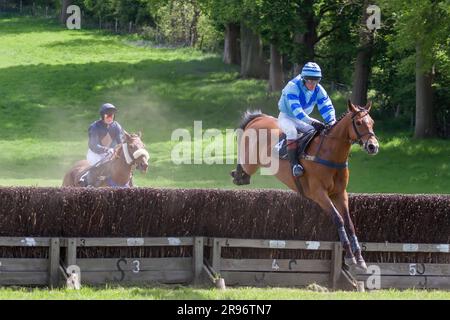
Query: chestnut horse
63 132 149 187
231 100 379 271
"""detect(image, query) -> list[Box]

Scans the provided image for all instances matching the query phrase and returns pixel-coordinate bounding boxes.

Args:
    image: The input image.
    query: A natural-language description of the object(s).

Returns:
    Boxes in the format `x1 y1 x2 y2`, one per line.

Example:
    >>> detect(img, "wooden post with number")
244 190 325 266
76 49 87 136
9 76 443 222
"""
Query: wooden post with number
330 242 343 289
193 237 204 284
66 238 77 267
211 238 221 276
49 238 60 288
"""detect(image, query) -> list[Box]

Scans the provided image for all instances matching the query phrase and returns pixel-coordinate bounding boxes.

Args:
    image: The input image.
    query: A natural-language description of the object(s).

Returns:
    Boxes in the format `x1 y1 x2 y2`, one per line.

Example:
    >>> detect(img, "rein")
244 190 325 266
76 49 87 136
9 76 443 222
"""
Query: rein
105 142 149 187
302 131 348 169
122 142 150 165
302 110 375 169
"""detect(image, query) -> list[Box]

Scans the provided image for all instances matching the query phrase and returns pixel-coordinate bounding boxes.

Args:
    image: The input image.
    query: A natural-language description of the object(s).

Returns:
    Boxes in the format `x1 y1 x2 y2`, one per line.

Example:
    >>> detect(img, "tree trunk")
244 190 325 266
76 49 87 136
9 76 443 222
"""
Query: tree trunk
414 43 435 138
293 0 318 66
189 5 200 47
240 22 268 79
223 23 240 65
60 0 72 25
269 44 284 92
352 1 374 106
352 45 372 106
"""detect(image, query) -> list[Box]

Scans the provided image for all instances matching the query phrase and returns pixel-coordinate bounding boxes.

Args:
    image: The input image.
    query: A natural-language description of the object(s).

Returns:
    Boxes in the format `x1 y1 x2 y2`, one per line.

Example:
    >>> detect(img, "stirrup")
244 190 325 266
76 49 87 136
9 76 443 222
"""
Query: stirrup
79 172 89 186
292 164 304 177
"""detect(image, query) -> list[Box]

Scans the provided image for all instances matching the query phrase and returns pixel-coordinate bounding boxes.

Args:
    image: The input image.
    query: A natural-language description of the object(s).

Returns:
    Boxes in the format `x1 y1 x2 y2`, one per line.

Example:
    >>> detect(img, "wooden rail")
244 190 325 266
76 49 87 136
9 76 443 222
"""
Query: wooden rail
0 237 448 290
0 237 203 287
206 238 450 290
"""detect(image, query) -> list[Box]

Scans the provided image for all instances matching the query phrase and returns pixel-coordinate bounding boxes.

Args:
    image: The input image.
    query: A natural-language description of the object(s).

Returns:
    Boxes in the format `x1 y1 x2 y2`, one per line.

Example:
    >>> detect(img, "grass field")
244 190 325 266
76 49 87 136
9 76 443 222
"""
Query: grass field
0 16 449 193
0 285 449 300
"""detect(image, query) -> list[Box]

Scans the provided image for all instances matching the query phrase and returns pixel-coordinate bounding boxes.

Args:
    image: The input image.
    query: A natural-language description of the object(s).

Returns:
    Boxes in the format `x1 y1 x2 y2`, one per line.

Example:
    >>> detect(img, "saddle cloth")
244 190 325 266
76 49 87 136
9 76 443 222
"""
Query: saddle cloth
273 129 318 160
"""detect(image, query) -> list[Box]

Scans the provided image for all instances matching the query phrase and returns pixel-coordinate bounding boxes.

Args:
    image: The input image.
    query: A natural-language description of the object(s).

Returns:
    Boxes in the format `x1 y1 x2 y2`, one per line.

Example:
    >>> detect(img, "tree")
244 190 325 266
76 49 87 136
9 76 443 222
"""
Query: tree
239 21 268 79
60 0 72 25
351 0 375 106
380 0 450 138
238 0 301 88
202 0 242 65
83 0 114 28
292 1 356 66
223 23 240 65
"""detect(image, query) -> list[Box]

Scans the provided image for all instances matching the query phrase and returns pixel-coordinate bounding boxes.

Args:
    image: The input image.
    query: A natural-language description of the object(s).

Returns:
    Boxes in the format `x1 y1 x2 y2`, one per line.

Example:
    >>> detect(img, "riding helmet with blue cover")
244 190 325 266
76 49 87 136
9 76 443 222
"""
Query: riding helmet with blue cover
301 62 322 80
99 103 117 117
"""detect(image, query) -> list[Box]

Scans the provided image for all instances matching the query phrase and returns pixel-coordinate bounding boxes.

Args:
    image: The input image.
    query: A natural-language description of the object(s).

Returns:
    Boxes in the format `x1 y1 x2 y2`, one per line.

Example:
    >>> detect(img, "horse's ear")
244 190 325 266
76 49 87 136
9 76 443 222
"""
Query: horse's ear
347 99 357 113
365 100 372 112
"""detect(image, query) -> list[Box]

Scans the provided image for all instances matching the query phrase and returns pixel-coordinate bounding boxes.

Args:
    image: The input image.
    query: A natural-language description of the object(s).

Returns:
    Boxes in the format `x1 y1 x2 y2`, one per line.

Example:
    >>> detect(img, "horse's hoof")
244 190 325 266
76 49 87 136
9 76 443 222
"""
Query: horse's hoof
241 175 251 185
233 178 250 186
230 170 237 178
344 257 357 267
355 259 368 273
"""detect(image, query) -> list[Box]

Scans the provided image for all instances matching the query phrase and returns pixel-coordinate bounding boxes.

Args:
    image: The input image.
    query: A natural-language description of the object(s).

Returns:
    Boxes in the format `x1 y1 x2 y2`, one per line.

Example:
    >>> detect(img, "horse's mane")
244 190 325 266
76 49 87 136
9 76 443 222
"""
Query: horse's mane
325 105 365 132
326 110 350 132
335 110 350 124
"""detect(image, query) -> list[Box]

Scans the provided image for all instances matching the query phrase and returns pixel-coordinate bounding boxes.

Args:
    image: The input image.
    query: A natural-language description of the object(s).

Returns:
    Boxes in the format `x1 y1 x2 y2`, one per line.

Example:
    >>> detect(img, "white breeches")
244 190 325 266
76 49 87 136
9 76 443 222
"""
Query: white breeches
277 112 314 140
87 149 108 166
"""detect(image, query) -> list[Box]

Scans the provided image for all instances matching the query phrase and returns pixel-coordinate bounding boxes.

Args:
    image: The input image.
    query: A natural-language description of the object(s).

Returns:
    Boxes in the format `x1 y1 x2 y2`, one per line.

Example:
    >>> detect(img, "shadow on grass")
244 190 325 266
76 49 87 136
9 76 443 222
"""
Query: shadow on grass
42 38 121 48
81 283 211 300
0 16 66 35
0 58 274 143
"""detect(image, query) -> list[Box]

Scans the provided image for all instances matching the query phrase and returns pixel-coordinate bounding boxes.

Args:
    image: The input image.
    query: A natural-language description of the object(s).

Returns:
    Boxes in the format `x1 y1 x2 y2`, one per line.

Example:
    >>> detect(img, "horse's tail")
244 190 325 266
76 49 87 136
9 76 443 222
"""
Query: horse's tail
239 110 264 130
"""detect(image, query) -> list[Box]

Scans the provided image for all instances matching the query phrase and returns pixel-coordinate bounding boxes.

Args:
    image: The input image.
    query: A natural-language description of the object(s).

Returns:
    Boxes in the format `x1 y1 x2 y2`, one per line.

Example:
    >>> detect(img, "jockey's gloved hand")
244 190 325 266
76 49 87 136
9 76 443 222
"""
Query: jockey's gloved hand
106 148 114 155
311 121 326 132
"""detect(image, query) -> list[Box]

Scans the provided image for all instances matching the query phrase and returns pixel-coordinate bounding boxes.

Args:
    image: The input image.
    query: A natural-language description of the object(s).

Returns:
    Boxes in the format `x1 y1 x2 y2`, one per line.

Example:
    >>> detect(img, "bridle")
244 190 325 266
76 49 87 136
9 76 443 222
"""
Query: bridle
301 109 377 170
122 141 150 166
350 110 377 147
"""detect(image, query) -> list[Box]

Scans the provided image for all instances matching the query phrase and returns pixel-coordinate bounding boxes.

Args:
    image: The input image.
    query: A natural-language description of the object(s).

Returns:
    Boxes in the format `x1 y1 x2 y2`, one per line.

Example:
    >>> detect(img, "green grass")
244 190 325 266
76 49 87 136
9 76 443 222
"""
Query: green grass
0 285 449 300
0 16 449 192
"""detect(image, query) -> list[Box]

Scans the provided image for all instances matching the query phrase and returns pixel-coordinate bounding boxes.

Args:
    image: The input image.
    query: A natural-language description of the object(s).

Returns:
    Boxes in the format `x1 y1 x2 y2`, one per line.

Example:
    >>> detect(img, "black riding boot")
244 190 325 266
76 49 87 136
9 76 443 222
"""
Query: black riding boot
79 165 101 187
287 140 304 177
86 170 97 187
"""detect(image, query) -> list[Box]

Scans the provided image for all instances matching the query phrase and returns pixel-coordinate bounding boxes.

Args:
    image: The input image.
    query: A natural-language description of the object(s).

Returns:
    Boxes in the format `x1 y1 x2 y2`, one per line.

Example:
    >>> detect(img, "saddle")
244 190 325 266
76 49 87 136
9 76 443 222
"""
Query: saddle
274 129 319 160
79 155 114 187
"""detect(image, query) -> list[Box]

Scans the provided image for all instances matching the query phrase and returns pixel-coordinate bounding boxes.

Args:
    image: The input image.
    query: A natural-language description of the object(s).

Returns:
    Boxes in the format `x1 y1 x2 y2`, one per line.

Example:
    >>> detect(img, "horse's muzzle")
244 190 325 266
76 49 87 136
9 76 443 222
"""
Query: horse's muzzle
365 141 379 155
138 162 148 173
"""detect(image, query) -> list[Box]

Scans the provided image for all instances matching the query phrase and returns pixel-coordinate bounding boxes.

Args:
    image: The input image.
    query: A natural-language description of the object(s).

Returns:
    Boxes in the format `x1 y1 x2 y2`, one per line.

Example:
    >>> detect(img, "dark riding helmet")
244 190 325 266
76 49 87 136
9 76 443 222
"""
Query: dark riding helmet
99 103 118 117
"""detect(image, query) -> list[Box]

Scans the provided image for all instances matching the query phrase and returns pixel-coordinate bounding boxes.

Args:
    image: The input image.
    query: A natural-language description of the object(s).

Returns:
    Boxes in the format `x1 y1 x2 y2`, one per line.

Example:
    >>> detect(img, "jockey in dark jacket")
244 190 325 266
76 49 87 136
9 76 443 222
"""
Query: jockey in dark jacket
87 103 124 165
80 103 125 186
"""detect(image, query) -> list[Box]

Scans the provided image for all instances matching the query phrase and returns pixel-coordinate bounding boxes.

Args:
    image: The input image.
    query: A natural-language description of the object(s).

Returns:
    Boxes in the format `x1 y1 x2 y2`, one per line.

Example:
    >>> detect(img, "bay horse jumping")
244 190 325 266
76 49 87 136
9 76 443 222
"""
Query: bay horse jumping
63 132 149 187
231 100 379 271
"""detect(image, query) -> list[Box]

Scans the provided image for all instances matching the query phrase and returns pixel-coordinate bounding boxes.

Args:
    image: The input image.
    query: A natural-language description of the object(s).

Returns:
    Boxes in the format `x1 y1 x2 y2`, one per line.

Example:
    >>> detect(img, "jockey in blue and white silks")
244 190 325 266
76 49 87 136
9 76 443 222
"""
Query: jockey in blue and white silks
278 62 336 177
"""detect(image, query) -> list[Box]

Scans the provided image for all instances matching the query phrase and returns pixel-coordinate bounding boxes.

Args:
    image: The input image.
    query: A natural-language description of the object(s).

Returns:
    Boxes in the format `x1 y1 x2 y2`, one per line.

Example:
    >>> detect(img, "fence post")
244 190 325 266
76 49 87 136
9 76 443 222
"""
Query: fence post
49 238 60 288
66 238 77 267
193 237 204 284
212 238 221 275
330 242 343 289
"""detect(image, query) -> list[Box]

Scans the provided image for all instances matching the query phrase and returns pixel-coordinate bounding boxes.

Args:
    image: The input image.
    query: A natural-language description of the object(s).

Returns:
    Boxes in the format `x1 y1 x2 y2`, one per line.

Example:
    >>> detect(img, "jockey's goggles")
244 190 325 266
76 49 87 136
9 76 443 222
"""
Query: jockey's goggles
304 78 321 85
